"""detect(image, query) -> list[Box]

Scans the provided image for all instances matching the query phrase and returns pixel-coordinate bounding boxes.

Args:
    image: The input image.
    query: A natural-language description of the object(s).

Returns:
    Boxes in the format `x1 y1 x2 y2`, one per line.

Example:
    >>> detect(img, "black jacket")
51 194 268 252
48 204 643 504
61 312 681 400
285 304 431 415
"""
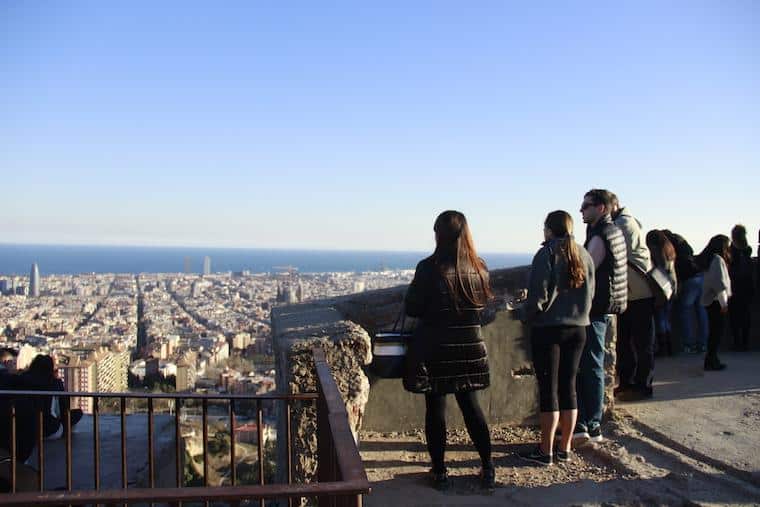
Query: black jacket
730 245 754 300
586 215 628 316
405 256 490 394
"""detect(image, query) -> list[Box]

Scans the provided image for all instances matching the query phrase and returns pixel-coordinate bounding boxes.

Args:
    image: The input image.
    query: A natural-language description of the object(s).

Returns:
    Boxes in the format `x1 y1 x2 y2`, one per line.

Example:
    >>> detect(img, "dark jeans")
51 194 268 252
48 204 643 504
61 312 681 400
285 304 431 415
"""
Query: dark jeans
577 315 609 432
424 391 492 474
531 325 586 412
617 298 655 389
706 302 726 365
676 275 708 349
729 296 752 350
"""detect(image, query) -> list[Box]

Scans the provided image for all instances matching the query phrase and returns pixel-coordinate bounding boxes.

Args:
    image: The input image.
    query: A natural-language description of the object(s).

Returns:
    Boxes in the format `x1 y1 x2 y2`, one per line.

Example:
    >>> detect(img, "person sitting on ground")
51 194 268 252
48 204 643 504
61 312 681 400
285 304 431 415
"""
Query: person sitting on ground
696 235 732 371
519 211 595 466
404 210 495 490
16 355 83 438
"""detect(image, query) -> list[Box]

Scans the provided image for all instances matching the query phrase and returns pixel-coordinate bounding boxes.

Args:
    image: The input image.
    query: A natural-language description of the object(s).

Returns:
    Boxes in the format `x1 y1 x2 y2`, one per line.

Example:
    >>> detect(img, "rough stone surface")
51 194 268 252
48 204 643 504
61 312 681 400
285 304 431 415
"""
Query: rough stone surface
272 303 372 488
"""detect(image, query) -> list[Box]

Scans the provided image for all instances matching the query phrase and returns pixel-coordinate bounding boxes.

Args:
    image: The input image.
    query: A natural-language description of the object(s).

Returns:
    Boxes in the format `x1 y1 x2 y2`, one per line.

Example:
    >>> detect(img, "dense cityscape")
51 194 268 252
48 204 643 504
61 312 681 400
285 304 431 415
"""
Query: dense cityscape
0 260 413 414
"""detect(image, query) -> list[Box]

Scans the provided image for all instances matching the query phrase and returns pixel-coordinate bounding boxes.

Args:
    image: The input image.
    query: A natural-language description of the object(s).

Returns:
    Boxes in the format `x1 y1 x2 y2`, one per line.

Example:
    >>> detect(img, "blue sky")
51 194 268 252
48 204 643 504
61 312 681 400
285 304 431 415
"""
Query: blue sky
1 1 758 253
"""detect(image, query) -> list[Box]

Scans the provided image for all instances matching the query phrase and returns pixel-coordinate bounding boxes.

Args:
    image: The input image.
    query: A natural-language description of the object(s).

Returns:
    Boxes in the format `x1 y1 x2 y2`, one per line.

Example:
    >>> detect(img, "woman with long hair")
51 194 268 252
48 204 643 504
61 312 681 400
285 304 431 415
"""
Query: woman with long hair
646 230 678 356
404 210 494 490
519 211 595 465
728 225 754 351
696 235 732 370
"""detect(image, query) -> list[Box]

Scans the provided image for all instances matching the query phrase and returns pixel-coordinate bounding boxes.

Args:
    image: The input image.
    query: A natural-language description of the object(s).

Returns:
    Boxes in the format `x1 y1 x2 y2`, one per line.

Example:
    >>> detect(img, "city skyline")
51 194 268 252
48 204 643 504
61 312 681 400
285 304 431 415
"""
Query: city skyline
2 1 758 253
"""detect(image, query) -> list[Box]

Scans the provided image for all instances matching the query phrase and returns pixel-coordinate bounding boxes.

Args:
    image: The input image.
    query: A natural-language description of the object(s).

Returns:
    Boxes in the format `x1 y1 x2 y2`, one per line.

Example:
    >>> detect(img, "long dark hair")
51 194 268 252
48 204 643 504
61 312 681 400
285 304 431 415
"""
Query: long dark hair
696 234 731 270
26 354 56 383
432 210 492 308
646 230 676 269
544 210 585 289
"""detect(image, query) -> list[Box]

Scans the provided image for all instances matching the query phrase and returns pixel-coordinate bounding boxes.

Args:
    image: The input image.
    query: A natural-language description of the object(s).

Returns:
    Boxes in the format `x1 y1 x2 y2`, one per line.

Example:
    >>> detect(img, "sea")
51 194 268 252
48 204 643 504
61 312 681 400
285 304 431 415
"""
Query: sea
0 244 532 276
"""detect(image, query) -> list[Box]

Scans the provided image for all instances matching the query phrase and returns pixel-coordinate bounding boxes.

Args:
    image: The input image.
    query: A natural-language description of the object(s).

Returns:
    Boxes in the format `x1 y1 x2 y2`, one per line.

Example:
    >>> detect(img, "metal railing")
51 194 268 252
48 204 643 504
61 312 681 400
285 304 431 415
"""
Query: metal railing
0 347 370 506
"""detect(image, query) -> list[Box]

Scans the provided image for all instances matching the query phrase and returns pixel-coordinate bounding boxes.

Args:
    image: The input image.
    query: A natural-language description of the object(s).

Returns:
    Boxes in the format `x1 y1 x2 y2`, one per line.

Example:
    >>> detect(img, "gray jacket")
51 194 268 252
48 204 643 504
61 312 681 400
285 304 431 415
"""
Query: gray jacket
521 239 595 327
613 207 651 273
614 206 653 301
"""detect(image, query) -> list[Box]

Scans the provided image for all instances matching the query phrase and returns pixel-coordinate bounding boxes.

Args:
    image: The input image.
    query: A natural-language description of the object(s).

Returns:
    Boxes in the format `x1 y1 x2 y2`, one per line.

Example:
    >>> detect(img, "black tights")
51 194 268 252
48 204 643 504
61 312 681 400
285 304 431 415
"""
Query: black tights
424 391 492 474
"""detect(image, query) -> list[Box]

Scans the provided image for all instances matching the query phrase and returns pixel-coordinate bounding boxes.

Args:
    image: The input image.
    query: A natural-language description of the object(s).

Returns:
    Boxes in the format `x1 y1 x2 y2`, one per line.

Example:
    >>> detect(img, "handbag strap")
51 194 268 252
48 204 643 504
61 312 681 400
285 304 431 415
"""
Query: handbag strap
392 301 407 333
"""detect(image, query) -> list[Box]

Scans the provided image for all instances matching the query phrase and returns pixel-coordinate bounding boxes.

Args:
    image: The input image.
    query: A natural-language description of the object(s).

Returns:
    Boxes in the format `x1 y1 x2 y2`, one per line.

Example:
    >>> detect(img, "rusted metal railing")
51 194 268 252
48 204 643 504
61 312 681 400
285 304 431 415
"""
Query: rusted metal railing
0 347 370 506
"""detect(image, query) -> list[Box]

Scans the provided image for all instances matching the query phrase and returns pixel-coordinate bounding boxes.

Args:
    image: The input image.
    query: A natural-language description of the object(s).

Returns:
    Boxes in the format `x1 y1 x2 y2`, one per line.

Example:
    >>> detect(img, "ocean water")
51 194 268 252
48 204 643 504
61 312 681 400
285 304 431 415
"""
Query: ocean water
0 244 532 275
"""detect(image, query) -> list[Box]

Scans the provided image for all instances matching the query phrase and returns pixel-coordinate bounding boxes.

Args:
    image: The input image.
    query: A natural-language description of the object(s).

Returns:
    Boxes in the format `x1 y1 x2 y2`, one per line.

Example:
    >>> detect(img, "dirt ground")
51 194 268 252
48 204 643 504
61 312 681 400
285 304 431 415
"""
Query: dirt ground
359 412 760 506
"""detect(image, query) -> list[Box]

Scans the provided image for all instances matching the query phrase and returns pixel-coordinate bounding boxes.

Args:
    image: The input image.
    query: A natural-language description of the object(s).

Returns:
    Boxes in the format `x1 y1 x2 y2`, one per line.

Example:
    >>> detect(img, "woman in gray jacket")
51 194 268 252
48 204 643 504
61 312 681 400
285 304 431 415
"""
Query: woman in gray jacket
520 211 595 466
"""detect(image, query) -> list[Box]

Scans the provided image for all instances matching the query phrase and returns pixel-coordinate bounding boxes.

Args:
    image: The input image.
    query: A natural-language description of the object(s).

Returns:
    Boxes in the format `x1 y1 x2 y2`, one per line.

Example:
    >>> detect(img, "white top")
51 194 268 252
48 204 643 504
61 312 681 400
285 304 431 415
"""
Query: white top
701 254 732 308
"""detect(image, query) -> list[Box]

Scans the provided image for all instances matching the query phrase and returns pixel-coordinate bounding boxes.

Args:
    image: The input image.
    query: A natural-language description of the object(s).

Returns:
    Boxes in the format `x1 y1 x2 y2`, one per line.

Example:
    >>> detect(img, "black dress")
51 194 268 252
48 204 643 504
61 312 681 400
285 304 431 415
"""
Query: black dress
404 256 490 394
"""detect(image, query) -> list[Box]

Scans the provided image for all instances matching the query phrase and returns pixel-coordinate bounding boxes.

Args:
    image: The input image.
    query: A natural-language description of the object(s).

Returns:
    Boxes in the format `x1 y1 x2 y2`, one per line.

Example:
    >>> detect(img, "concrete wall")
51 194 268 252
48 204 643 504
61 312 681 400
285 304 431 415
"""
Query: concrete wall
271 265 619 457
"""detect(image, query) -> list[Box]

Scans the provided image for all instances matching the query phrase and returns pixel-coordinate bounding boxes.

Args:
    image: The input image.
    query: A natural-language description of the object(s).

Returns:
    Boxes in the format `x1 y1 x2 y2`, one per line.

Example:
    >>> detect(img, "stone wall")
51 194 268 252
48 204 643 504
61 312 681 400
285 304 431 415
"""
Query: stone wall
272 266 618 480
272 303 372 487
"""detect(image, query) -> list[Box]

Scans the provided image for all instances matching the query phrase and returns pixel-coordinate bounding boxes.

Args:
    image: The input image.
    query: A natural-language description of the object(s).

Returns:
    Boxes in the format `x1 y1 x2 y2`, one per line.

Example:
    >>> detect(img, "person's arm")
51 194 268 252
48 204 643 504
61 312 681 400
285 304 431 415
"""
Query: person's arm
716 257 731 313
521 247 552 323
405 260 431 318
586 235 606 268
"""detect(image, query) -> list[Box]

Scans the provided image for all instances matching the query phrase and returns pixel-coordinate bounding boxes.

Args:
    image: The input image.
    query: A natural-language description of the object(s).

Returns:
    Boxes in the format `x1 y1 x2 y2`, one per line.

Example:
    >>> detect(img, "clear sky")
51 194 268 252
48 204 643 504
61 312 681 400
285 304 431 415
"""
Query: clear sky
1 1 758 254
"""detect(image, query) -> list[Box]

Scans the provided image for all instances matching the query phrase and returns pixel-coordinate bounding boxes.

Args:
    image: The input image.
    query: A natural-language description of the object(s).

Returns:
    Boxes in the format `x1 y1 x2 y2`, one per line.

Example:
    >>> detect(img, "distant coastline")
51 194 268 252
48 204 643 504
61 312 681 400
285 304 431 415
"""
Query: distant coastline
0 244 532 275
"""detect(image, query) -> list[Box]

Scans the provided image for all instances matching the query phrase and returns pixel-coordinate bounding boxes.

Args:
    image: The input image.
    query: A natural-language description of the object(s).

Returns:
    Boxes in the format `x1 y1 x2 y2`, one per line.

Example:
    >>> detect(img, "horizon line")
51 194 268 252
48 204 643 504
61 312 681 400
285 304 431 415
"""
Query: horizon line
0 242 532 256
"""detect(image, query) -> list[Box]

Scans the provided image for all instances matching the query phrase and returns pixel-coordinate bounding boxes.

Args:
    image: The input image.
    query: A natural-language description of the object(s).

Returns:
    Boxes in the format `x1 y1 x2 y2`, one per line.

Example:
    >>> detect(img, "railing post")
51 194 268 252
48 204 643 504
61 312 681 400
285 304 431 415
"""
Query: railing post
10 401 16 493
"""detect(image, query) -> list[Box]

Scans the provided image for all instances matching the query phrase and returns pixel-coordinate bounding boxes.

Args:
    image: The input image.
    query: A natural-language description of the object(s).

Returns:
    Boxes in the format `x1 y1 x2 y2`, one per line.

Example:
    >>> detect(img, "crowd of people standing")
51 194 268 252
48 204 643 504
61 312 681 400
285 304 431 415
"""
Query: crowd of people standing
401 193 754 489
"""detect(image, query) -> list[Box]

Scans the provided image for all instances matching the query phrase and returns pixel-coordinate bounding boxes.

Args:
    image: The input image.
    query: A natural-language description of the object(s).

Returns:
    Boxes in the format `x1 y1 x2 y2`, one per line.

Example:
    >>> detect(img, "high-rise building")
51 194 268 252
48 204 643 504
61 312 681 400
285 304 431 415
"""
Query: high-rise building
183 256 192 274
29 263 40 297
296 281 306 302
93 347 130 393
203 256 211 276
59 358 97 413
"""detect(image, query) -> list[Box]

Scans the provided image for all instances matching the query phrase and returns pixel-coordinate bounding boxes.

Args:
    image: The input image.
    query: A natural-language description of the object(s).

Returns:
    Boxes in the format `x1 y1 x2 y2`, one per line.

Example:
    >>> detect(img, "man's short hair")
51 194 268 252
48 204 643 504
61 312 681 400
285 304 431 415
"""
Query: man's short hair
585 188 614 208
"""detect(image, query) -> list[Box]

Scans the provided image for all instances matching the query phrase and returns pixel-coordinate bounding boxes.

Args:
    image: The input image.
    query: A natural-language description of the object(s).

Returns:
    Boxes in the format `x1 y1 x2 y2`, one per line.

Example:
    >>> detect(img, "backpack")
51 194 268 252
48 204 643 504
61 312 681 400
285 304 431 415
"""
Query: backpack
665 232 700 281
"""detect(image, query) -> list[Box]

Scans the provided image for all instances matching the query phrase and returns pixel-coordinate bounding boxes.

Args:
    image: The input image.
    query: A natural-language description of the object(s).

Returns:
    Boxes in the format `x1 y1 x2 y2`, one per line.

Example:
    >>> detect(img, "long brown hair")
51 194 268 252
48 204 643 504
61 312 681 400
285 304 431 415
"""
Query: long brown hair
646 230 676 269
432 210 492 308
697 234 731 270
544 210 585 289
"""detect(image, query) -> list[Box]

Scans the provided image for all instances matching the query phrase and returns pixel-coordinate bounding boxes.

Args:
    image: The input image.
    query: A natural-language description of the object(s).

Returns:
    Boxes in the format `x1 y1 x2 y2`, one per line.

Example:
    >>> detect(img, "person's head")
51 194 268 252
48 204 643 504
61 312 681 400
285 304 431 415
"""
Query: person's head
698 234 731 268
646 229 676 266
544 210 586 289
432 210 492 307
544 210 574 240
731 224 748 250
581 189 612 226
27 354 55 381
0 348 17 372
608 192 621 218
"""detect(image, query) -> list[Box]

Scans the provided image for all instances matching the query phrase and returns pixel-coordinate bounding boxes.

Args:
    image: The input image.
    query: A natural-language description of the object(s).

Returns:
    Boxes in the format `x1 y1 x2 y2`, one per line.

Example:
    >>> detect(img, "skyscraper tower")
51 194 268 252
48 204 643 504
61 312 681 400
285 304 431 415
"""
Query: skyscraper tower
203 256 211 276
183 257 192 274
29 263 40 297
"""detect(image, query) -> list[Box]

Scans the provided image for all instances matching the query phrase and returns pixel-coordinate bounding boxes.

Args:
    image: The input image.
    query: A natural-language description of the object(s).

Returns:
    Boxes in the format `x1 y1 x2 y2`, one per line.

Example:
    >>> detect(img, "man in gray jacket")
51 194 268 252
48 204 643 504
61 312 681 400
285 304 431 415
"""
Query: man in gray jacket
610 195 655 401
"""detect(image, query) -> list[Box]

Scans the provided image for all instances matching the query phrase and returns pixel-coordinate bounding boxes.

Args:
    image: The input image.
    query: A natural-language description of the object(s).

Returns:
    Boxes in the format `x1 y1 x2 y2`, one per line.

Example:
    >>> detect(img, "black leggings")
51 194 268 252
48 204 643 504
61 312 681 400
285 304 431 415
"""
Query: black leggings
424 391 492 474
531 325 586 412
706 302 725 363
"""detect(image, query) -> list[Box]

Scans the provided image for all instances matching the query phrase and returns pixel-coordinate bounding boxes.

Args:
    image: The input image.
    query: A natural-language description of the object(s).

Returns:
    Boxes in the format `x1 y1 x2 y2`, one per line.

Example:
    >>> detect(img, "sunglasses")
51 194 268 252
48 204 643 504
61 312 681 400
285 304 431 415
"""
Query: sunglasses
580 202 597 211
